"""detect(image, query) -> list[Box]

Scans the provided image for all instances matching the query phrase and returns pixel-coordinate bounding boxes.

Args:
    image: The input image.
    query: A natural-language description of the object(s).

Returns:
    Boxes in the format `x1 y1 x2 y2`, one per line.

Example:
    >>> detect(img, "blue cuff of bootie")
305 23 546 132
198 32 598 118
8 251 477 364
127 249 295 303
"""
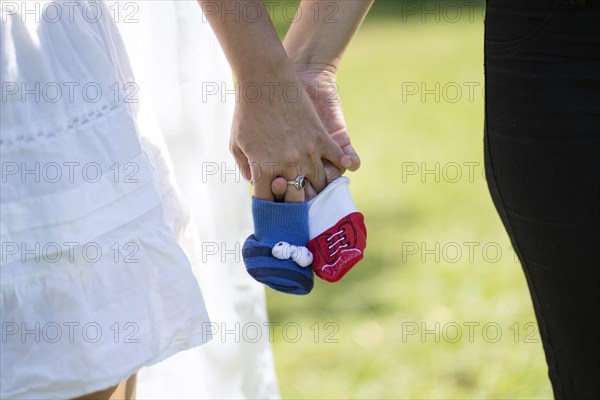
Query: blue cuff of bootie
252 197 309 245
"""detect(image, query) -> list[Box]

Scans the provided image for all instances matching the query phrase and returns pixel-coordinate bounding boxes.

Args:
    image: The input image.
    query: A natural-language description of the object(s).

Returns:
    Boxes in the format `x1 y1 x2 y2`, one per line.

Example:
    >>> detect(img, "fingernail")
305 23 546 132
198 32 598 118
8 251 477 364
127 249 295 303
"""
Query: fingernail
342 159 351 168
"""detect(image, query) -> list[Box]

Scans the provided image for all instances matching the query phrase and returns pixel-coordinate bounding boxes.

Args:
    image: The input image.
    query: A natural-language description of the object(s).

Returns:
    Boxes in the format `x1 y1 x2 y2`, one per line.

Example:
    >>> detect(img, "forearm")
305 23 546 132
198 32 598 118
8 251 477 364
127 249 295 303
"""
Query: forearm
283 0 374 71
197 0 293 82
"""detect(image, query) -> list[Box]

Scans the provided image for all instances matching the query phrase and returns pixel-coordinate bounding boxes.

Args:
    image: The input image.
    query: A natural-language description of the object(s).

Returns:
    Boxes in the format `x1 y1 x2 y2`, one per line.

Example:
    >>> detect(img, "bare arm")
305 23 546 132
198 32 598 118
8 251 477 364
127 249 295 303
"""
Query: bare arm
198 0 346 199
284 0 374 72
283 0 374 174
199 1 289 83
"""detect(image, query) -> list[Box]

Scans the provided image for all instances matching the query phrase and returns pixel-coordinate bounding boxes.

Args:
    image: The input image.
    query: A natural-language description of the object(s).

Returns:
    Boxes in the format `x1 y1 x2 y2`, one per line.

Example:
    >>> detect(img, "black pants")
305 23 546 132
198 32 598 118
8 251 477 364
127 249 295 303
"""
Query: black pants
484 0 600 398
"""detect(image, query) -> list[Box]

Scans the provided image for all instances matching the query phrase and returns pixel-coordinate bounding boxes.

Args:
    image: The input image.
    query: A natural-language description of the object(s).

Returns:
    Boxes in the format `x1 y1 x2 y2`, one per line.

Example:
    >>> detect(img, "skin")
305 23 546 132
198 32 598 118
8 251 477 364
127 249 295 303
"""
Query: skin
73 375 136 400
284 0 374 175
197 0 373 200
198 0 345 200
273 0 375 200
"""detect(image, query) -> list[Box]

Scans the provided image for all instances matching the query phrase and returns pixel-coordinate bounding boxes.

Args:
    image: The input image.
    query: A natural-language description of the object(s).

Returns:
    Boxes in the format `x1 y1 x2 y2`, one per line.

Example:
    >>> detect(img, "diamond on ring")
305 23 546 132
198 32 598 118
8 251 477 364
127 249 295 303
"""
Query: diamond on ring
288 176 306 191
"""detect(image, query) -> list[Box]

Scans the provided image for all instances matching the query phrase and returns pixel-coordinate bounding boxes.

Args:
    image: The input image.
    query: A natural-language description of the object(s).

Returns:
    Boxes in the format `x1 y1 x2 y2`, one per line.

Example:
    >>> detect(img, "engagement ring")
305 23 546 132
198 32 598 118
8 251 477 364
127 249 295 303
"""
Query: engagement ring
288 176 306 191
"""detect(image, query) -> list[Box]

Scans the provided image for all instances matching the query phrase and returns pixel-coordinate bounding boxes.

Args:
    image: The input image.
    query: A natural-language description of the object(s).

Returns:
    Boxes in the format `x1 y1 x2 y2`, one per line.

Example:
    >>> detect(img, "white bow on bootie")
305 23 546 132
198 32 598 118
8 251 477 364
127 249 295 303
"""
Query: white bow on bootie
271 242 313 267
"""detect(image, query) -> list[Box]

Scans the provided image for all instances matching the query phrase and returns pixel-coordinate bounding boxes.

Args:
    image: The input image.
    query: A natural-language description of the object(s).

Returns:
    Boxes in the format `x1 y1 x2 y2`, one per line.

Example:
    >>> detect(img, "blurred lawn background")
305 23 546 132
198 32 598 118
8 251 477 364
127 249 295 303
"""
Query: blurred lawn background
266 1 553 399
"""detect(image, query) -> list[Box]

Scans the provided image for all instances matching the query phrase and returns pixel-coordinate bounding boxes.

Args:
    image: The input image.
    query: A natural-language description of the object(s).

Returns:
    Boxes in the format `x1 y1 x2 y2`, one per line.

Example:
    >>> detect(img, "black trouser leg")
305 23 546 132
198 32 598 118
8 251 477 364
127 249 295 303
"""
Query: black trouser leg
484 0 600 398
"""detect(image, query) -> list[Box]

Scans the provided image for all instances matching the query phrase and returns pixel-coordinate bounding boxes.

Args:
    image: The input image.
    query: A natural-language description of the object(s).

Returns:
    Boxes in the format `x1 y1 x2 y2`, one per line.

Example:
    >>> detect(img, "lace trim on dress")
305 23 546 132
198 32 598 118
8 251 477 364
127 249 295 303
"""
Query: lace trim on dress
0 103 123 147
0 101 134 149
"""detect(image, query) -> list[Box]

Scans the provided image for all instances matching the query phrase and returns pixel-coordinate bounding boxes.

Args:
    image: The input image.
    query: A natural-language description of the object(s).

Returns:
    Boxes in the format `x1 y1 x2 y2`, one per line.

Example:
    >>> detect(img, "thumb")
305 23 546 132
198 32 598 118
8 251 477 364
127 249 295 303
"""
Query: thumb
320 134 346 173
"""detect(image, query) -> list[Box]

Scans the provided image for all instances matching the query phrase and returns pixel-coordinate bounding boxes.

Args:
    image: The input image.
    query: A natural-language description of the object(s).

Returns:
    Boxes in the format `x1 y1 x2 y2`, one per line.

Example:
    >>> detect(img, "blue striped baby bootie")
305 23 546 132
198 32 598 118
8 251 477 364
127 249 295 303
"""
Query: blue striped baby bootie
242 197 314 295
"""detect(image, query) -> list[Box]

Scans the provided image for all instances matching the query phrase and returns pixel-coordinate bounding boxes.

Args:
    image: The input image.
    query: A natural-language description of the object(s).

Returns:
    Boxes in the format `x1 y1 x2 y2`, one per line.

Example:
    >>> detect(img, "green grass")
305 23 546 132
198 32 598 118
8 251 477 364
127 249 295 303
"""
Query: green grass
266 8 553 400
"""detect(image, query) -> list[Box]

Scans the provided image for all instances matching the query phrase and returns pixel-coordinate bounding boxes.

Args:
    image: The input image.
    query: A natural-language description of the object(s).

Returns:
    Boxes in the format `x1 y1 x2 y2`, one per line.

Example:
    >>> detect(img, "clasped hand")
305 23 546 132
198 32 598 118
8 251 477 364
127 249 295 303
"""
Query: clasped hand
230 65 360 201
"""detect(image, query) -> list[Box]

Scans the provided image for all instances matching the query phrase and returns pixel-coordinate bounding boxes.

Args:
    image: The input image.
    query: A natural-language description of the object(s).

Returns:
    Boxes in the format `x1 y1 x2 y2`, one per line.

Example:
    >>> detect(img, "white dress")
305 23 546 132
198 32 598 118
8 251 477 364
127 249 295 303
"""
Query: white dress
0 1 212 398
109 1 280 398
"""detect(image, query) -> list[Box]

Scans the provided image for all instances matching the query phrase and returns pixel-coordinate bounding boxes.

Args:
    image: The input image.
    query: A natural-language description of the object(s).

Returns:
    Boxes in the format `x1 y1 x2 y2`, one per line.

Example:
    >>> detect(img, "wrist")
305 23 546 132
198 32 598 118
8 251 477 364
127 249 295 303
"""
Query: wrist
292 64 338 92
291 62 339 77
284 46 340 75
234 49 294 84
284 37 340 73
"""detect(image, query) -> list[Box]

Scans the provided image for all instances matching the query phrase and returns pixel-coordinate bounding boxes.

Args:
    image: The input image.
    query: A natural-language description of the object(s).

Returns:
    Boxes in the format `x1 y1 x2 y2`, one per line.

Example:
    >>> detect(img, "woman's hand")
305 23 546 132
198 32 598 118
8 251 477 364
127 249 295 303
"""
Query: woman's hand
230 71 346 201
195 0 346 201
197 0 369 200
280 0 374 179
294 64 361 176
266 65 360 201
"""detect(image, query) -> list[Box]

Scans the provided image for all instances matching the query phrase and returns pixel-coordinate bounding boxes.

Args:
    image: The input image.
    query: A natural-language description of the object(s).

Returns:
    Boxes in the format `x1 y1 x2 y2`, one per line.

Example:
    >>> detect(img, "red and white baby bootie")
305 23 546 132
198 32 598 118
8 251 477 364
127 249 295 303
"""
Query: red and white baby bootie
307 176 367 282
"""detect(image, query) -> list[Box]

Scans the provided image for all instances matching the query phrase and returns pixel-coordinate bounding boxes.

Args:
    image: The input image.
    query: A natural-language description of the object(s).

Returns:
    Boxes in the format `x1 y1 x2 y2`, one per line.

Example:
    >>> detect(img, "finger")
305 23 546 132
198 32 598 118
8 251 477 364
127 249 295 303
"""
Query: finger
304 180 318 200
271 177 288 202
304 159 328 194
283 165 307 203
341 154 360 171
320 135 346 173
252 163 275 200
252 158 283 200
230 146 252 181
253 179 274 201
284 180 305 203
323 160 342 184
341 144 361 172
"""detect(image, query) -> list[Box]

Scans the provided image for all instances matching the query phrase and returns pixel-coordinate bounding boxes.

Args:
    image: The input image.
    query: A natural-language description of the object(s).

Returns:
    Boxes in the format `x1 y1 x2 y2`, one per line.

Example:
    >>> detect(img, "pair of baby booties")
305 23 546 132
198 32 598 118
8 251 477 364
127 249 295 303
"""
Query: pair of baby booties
242 177 367 295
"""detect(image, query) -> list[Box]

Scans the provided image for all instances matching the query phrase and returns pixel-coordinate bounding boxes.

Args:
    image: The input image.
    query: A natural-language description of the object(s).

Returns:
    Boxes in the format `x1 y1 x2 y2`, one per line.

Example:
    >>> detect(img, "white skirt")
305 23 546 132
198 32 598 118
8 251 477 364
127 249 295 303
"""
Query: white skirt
0 1 211 398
